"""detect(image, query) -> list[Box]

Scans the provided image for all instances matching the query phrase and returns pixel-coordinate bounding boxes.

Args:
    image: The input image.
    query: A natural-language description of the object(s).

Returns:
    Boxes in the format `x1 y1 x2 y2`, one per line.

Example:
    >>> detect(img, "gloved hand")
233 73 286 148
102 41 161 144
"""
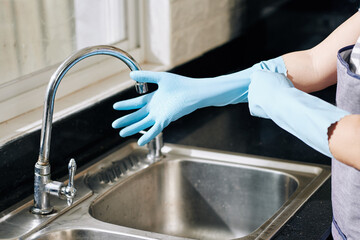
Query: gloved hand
248 70 350 157
113 57 287 146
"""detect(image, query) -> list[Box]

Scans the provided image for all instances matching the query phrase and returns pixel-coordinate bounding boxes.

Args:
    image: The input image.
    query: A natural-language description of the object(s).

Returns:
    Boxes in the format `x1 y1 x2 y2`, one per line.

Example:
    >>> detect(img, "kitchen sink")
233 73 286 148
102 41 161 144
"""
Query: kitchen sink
1 142 330 240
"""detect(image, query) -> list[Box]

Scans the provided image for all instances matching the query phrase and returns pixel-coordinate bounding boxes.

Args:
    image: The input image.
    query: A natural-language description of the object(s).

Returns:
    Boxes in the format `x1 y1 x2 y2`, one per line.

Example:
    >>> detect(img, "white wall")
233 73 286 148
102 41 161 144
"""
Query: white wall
145 0 245 67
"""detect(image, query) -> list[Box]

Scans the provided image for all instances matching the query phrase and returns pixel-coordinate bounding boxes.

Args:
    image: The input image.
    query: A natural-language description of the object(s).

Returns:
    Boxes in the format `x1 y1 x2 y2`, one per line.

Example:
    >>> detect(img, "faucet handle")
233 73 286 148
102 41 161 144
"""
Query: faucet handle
68 158 76 188
61 158 77 206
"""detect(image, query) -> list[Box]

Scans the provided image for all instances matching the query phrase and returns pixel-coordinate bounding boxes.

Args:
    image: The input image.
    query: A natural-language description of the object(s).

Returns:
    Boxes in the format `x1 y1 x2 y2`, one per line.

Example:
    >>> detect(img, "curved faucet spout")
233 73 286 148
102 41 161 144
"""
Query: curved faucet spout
33 45 147 214
38 45 147 165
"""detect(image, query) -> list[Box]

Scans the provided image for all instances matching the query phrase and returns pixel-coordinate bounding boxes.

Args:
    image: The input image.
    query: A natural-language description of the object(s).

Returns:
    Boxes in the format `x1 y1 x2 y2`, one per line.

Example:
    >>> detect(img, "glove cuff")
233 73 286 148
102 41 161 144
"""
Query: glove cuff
253 56 287 76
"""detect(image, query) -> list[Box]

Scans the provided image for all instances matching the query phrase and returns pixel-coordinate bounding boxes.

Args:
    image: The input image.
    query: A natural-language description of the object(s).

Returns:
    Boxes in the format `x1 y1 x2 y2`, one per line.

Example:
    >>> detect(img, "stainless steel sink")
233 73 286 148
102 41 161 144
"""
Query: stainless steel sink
0 142 330 240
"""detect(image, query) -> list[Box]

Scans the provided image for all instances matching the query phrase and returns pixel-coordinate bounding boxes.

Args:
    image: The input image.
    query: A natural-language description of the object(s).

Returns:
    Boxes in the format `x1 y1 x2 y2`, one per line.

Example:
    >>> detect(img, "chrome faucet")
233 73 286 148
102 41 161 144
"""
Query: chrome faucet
32 45 149 215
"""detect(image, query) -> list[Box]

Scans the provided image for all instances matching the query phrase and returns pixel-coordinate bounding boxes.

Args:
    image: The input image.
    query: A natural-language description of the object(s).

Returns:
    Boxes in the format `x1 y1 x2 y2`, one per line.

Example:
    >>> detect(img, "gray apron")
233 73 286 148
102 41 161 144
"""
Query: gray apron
332 45 360 239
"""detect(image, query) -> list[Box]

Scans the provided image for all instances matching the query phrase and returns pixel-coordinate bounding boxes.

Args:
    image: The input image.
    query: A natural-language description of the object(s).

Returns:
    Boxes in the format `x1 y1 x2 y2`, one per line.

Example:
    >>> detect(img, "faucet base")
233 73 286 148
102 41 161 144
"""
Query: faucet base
30 206 54 215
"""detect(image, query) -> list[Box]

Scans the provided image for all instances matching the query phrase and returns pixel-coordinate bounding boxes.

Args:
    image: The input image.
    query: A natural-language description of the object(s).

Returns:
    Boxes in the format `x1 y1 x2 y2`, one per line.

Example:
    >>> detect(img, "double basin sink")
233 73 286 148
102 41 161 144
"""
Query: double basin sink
0 142 330 239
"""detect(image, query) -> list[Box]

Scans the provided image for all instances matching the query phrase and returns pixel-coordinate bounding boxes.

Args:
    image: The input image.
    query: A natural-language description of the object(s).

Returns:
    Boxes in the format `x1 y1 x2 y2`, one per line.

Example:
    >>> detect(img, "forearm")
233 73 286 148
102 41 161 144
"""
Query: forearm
328 115 360 170
282 11 360 93
282 49 331 92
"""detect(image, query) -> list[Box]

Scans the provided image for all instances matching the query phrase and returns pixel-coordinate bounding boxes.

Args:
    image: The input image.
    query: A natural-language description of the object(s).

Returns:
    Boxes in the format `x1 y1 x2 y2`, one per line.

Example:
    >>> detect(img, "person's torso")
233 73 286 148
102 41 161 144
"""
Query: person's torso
332 43 360 240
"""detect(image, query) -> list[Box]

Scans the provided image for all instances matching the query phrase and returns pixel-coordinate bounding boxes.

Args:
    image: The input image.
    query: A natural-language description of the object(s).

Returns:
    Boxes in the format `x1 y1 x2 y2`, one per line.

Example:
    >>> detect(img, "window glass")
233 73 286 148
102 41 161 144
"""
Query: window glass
0 0 127 93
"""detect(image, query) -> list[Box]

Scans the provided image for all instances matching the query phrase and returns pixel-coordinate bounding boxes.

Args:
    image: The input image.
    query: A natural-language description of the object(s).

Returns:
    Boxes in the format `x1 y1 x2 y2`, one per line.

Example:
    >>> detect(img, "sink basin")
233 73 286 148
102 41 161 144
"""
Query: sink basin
90 159 297 239
88 143 330 240
2 142 330 240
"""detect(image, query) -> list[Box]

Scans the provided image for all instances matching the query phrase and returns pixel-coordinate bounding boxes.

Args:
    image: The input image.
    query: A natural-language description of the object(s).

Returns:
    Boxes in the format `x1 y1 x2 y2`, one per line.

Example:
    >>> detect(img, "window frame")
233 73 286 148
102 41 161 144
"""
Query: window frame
0 0 150 145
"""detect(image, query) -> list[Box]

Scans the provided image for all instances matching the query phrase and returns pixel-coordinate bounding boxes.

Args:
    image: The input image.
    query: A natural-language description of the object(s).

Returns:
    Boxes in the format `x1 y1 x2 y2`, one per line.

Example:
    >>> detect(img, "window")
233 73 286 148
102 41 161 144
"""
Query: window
0 0 142 124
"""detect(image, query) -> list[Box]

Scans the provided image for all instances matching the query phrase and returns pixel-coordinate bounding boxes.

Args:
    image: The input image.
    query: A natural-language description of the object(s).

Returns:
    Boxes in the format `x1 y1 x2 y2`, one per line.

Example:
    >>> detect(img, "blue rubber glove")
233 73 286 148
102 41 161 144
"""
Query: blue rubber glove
113 57 286 146
248 70 350 157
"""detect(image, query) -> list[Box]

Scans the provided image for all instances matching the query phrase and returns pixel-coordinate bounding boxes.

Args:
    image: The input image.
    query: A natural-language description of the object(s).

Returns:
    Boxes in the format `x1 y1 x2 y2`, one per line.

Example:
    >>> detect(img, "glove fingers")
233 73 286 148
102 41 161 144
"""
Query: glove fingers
120 116 154 137
130 71 161 84
137 123 162 146
113 93 152 110
112 108 148 129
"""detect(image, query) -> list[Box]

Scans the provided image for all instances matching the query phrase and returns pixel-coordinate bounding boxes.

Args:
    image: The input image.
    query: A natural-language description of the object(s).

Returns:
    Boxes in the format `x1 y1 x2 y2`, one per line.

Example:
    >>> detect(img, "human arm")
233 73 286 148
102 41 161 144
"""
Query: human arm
112 11 360 167
248 70 360 170
282 11 360 93
279 11 360 169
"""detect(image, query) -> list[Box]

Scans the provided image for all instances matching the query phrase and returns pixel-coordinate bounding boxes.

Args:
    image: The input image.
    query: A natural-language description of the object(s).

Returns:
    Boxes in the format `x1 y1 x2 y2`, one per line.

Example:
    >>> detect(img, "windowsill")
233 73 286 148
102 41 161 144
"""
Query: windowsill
0 62 169 146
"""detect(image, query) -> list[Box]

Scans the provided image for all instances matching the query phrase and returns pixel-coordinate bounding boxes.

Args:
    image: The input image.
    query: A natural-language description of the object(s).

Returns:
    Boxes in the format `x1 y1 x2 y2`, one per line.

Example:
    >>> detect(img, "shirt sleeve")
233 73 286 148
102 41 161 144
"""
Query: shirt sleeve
349 35 360 75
